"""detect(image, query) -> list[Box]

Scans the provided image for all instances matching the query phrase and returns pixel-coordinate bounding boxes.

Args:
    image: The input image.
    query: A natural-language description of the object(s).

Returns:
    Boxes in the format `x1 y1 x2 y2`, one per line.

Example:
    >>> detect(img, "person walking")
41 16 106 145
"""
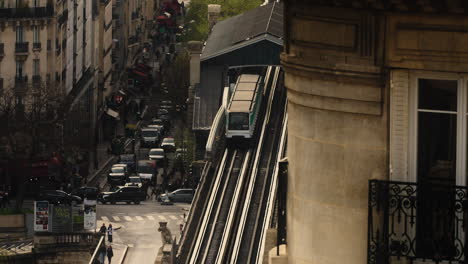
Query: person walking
99 223 107 236
107 245 114 264
107 224 113 243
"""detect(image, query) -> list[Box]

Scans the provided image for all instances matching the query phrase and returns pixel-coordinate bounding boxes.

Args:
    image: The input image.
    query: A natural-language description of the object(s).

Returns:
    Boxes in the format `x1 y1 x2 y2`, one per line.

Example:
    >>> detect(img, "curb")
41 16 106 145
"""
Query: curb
118 245 129 264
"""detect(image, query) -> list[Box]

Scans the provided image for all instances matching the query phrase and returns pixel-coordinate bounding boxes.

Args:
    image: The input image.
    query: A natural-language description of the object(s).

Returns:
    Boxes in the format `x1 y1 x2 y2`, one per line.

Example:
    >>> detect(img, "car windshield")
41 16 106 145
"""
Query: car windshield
111 167 124 173
163 138 174 144
149 149 164 156
129 178 141 183
142 130 158 137
229 112 249 130
120 156 134 162
138 166 153 174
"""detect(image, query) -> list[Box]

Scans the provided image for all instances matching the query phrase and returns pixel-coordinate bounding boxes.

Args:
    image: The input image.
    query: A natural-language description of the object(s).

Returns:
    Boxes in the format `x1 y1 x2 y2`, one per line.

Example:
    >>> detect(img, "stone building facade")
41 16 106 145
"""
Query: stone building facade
281 1 468 264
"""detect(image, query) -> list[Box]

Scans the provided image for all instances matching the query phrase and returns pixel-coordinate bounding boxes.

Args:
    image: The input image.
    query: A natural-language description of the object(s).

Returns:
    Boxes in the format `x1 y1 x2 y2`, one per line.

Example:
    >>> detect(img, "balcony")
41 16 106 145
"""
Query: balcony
15 75 28 95
33 42 41 51
32 75 41 86
0 5 54 19
368 180 468 264
15 42 29 54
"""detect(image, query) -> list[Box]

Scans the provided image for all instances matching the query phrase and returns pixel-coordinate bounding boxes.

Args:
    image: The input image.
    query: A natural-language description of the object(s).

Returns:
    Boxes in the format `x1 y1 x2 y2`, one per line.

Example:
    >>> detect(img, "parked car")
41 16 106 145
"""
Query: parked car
159 114 171 124
70 186 99 200
150 118 165 126
161 137 176 152
147 124 165 136
37 190 82 204
98 186 146 204
118 154 136 172
158 189 195 203
149 148 165 162
112 164 129 174
157 108 169 116
125 176 143 188
140 127 160 147
108 166 128 185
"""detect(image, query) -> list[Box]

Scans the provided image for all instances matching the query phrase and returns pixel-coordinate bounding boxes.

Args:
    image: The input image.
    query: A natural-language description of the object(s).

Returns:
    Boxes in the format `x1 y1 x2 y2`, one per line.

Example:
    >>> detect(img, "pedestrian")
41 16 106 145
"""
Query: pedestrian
3 192 9 207
107 224 113 243
107 245 114 264
99 223 107 236
98 245 106 264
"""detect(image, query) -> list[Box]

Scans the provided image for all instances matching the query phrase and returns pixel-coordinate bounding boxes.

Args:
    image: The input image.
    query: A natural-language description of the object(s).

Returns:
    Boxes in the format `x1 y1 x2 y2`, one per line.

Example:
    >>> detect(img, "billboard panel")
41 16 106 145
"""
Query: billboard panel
34 201 50 232
84 199 97 230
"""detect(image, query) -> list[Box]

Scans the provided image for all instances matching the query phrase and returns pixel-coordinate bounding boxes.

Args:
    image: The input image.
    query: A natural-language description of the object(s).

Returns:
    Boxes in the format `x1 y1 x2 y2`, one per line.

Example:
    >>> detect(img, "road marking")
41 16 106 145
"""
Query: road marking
135 216 144 221
113 216 121 221
124 216 133 221
147 215 155 220
169 215 178 220
101 216 109 221
158 215 167 220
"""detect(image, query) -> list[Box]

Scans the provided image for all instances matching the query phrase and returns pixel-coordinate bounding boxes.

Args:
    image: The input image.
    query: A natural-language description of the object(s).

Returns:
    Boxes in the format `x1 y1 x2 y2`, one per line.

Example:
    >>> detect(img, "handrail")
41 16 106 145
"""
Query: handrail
205 104 225 156
188 149 229 264
229 66 280 263
176 161 210 257
88 235 105 264
255 111 288 264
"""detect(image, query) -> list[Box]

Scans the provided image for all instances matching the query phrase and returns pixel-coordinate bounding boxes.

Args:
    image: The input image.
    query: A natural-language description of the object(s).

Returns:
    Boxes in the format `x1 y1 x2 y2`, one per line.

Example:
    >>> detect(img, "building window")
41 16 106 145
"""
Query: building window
16 26 24 43
16 61 24 77
33 26 40 44
33 59 40 76
409 75 468 260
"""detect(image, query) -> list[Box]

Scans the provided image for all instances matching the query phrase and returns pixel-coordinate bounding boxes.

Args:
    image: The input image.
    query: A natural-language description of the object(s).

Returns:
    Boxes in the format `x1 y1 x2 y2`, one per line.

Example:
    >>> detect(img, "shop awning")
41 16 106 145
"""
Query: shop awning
132 70 148 78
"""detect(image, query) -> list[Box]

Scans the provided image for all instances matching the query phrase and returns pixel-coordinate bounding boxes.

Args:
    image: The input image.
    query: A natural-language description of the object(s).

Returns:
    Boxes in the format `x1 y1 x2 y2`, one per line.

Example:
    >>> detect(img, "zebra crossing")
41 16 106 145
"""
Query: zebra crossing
98 214 185 222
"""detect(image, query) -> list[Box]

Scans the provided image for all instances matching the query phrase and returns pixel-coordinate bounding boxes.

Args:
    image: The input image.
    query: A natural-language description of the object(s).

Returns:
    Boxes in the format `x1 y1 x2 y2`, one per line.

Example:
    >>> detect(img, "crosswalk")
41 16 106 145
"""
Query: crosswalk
98 214 185 222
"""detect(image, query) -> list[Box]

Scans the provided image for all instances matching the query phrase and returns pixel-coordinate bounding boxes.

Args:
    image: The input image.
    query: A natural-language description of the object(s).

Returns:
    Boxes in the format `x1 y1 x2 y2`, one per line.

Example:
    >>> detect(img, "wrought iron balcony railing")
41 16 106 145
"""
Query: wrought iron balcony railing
368 179 468 264
15 42 29 53
33 42 41 50
0 5 54 19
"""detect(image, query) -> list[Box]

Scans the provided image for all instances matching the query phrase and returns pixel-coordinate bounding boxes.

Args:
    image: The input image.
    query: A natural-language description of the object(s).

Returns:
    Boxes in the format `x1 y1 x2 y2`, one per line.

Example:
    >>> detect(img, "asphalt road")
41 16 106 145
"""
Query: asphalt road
97 201 190 264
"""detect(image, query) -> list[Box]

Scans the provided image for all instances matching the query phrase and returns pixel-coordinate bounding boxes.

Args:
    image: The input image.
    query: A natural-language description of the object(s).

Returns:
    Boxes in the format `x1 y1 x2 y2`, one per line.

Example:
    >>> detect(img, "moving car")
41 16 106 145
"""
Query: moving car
161 137 176 152
118 154 136 172
37 190 82 204
71 186 99 200
148 148 165 161
140 128 160 147
98 186 146 204
157 189 194 203
108 166 128 185
125 176 143 188
137 160 157 180
150 118 165 126
147 124 165 136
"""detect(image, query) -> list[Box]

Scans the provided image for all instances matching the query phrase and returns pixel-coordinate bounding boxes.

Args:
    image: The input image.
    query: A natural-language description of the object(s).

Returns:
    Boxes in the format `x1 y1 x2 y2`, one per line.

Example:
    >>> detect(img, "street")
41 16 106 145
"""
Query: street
97 202 190 264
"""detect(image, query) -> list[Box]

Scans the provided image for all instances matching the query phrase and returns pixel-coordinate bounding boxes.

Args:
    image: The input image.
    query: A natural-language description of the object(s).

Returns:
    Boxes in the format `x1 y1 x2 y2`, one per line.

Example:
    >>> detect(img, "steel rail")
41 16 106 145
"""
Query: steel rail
199 150 246 264
214 150 251 264
254 111 288 264
245 71 285 264
188 149 229 264
229 66 280 264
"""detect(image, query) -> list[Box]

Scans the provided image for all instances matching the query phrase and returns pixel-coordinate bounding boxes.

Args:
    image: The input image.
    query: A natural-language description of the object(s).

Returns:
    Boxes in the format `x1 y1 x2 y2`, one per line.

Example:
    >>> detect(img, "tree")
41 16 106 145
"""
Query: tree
164 49 190 105
0 80 65 209
182 0 263 42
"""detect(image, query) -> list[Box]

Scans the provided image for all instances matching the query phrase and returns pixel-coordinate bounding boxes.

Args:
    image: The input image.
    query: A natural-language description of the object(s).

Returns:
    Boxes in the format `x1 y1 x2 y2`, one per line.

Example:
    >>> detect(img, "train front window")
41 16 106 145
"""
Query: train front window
229 113 249 130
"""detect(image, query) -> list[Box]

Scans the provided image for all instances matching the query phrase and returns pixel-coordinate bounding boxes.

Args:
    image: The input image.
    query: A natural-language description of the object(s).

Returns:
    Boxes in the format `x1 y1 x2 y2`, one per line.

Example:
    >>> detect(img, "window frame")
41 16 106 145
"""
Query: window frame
409 71 468 186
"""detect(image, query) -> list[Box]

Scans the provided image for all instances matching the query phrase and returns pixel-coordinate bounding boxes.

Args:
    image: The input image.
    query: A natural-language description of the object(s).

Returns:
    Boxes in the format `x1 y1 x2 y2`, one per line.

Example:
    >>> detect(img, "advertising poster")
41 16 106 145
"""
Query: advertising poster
84 198 97 230
51 205 73 233
34 201 49 232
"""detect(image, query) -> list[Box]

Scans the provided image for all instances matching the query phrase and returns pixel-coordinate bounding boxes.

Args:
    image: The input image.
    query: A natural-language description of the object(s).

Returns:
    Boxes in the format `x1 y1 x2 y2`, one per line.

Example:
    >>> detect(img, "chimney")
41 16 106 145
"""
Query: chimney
207 4 221 30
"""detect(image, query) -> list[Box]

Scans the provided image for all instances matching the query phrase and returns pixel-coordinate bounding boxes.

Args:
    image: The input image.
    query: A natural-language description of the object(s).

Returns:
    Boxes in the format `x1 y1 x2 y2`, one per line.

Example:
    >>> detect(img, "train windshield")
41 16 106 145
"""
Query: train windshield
229 113 249 130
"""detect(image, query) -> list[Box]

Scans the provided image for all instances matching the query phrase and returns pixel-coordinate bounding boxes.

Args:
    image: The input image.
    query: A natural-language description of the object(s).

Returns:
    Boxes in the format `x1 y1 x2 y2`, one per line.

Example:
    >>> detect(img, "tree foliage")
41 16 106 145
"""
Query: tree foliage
182 0 263 42
164 49 190 104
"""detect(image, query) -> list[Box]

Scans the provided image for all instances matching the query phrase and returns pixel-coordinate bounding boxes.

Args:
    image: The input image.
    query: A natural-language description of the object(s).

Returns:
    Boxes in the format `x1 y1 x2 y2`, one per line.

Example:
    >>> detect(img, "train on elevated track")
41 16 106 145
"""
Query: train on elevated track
225 73 265 140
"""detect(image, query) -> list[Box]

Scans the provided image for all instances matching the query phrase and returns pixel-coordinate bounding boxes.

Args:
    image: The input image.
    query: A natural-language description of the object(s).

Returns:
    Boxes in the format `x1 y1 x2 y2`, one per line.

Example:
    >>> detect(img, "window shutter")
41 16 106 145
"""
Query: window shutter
390 70 410 181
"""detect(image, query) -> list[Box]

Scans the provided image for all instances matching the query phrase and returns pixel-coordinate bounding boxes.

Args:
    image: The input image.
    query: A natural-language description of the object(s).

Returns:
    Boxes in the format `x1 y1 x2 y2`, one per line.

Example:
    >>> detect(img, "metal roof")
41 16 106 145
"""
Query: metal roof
201 2 283 62
227 74 261 113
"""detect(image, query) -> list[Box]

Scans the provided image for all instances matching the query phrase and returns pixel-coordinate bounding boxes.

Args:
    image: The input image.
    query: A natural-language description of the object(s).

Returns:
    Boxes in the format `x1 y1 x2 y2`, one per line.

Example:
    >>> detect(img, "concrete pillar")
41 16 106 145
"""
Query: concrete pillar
281 5 388 264
187 41 202 87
